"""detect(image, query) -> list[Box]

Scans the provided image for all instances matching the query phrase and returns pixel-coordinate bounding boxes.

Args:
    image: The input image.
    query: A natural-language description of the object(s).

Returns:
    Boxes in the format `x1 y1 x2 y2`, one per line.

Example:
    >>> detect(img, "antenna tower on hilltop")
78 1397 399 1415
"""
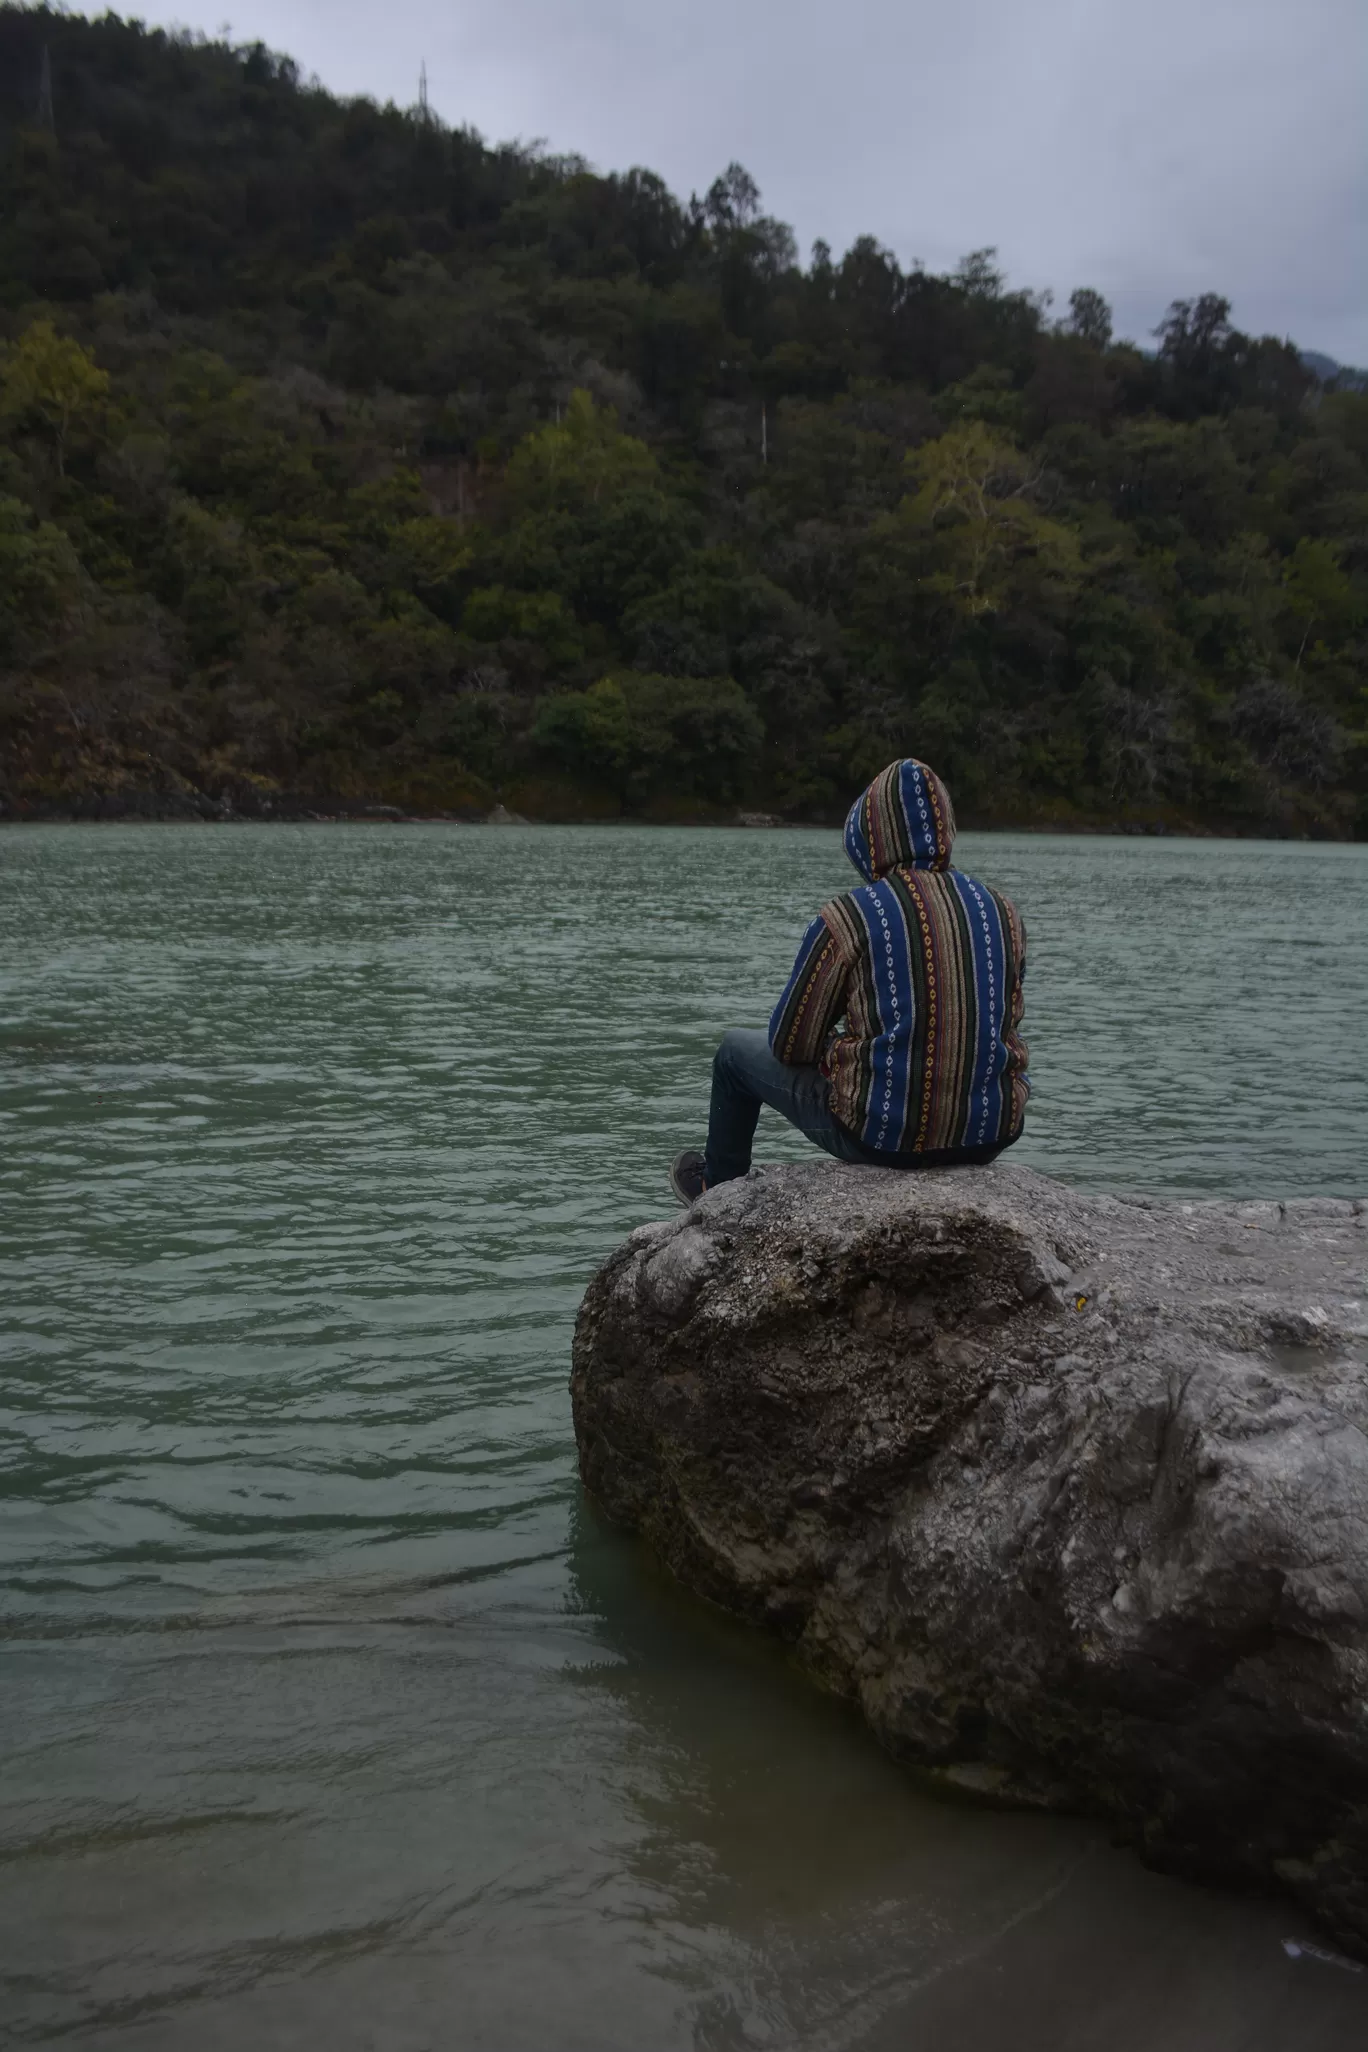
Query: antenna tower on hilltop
418 60 430 123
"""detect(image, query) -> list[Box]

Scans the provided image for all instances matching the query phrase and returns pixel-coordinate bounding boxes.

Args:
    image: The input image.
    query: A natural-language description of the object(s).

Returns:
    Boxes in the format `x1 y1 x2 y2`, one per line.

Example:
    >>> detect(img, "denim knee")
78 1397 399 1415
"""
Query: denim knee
714 1027 763 1081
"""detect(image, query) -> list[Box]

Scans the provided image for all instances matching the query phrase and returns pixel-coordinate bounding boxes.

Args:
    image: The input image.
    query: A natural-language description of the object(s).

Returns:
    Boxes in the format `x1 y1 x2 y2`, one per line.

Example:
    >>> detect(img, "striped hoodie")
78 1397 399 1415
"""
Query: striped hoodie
769 759 1029 1154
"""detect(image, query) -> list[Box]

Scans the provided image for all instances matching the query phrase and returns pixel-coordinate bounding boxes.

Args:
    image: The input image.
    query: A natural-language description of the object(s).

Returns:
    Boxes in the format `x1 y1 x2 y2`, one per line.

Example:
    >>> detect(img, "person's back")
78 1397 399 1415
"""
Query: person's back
671 758 1029 1202
772 758 1029 1157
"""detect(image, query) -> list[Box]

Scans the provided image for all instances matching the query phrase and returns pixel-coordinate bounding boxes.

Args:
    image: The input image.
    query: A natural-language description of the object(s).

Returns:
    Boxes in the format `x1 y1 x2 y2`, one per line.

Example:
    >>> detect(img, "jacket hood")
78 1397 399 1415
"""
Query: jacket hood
844 758 956 880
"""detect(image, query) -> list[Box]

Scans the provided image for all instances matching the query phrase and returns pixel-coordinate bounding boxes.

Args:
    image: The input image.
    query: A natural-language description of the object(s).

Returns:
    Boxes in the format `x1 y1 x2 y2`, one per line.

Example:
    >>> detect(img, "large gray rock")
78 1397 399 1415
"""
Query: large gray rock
571 1163 1368 1953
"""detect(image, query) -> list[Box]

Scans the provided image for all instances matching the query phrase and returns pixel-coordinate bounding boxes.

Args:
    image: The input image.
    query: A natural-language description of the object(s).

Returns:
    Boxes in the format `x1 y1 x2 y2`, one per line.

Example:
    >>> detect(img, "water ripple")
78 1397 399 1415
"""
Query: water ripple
2 823 1365 2048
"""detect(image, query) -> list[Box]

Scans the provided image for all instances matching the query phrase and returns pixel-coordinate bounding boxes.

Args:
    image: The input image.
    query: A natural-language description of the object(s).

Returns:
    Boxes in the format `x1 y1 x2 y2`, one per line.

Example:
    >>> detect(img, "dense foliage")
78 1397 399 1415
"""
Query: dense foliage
2 7 1365 830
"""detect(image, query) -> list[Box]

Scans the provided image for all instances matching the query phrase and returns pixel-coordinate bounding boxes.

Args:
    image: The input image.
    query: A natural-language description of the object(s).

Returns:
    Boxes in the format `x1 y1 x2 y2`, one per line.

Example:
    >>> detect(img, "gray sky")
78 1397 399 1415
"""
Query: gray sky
140 0 1365 362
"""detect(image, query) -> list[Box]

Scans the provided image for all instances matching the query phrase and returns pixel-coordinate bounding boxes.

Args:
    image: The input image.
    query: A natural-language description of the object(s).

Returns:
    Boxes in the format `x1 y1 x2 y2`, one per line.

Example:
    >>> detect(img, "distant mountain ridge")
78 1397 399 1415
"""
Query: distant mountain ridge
1301 349 1368 391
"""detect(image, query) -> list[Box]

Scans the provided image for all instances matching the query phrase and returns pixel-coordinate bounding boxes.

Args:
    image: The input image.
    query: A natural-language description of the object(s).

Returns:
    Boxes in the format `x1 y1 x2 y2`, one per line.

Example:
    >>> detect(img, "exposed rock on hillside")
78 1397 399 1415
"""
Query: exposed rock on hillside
571 1163 1368 1952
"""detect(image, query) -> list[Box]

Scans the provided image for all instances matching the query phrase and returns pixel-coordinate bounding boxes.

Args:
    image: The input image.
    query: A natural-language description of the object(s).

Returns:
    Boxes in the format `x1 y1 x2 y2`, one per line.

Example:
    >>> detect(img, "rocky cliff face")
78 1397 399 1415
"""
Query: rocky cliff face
571 1164 1368 1953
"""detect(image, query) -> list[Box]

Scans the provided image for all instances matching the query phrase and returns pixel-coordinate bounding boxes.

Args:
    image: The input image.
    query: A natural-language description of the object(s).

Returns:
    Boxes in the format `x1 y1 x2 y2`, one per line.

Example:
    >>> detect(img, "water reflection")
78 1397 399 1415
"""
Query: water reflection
566 1496 1368 2052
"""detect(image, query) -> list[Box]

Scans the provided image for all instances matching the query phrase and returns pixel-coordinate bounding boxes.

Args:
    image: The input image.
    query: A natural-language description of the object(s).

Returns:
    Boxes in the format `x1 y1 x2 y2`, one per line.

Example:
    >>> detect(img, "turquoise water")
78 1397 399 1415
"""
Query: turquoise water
2 823 1367 2049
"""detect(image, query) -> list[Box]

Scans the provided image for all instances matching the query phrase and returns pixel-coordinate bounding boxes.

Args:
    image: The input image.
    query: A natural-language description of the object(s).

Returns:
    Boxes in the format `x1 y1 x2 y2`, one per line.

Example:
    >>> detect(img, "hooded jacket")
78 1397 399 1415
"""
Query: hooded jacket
769 759 1029 1154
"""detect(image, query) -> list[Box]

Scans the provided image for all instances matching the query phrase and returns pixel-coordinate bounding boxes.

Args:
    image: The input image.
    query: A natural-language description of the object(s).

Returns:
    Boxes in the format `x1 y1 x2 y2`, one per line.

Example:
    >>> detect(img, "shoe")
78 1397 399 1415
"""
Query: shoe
669 1149 708 1207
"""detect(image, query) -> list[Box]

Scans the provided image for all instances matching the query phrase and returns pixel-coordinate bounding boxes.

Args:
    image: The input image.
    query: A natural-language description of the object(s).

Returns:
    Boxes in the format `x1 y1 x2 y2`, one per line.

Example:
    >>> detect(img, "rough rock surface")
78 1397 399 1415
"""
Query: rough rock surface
571 1163 1368 1952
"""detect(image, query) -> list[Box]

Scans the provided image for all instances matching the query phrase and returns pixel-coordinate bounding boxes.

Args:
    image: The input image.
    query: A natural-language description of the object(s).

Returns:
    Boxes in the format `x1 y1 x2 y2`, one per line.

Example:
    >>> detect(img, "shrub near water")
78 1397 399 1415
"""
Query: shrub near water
532 675 763 812
0 7 1364 829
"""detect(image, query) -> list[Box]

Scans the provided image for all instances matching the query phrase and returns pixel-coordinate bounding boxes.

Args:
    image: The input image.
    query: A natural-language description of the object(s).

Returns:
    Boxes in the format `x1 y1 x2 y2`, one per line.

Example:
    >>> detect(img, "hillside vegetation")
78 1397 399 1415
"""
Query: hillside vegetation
1 6 1365 830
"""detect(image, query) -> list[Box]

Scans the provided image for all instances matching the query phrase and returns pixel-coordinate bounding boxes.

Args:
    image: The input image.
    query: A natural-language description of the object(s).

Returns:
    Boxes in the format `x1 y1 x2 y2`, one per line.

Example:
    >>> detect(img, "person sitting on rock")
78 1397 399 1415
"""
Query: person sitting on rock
670 758 1029 1204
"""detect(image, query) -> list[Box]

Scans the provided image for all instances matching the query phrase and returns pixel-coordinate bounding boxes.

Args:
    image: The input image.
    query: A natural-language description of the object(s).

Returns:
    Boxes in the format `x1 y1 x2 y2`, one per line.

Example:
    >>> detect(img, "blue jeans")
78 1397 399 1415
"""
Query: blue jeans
704 1028 1009 1186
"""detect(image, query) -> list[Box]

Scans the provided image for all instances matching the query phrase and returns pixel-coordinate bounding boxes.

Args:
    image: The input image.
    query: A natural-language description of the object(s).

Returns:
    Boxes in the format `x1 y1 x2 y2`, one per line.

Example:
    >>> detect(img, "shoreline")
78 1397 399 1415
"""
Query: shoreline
0 808 1345 841
0 808 1356 843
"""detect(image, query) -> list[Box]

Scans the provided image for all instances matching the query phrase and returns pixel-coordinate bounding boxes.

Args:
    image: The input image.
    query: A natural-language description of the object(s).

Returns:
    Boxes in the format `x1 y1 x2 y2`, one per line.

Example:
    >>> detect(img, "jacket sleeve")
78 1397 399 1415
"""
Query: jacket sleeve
769 912 850 1065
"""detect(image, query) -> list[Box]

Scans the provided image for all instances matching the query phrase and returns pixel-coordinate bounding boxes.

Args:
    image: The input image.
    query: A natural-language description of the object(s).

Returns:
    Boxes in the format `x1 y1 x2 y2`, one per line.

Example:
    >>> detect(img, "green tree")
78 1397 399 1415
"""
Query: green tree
1066 288 1112 351
532 672 761 805
895 423 1083 620
0 321 110 477
505 390 657 511
1281 538 1363 668
0 493 83 655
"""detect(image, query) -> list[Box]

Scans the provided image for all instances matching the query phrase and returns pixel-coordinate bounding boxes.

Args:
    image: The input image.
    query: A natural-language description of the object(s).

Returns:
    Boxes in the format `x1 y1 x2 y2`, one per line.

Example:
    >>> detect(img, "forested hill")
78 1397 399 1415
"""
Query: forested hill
1 9 1365 832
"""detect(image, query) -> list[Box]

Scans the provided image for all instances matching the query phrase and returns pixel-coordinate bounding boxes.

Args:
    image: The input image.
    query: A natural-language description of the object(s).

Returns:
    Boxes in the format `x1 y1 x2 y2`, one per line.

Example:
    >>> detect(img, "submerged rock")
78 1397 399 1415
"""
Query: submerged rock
571 1163 1368 1952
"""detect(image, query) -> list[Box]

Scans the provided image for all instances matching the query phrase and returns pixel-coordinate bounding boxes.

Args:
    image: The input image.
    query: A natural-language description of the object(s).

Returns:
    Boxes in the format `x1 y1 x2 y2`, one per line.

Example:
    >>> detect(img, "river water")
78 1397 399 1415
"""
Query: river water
3 822 1367 2050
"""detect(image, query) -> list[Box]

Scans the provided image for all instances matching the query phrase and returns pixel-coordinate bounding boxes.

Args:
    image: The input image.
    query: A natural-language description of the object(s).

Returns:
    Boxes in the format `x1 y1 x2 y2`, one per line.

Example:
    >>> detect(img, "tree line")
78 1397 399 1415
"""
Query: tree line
1 6 1364 831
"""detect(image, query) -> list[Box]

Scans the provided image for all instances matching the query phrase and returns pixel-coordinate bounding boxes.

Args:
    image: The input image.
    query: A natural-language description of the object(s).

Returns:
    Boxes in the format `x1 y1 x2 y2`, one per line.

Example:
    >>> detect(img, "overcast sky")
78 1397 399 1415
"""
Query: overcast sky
135 0 1365 362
